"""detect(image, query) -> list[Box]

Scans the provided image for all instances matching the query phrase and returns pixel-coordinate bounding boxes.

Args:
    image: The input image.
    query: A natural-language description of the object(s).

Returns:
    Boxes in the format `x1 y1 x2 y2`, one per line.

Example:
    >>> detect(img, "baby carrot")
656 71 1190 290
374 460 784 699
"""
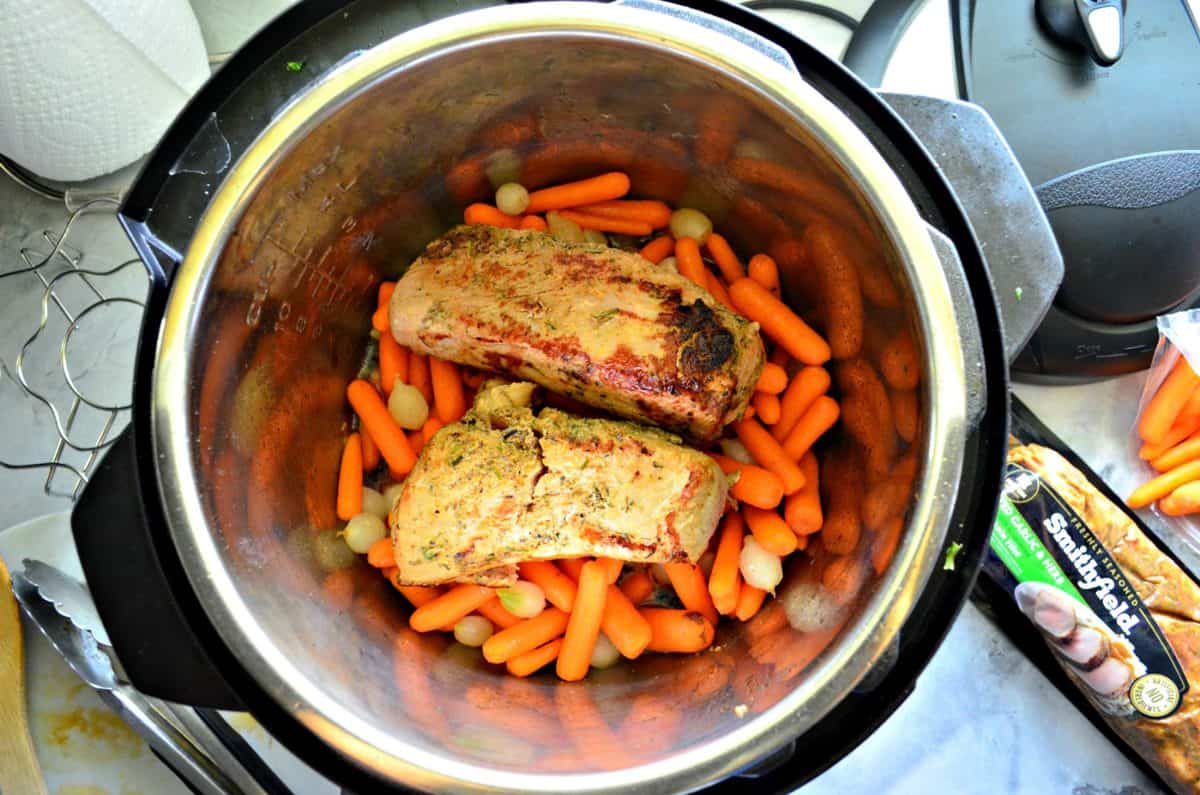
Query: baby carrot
1140 357 1200 444
770 345 791 368
507 639 564 677
748 254 780 293
742 506 798 556
557 561 608 681
558 209 652 237
821 446 863 555
734 417 806 495
674 237 707 286
744 600 789 641
347 380 417 476
642 609 715 653
695 95 744 166
752 392 781 425
709 453 785 509
367 537 395 568
729 277 831 365
394 583 442 608
773 366 831 441
477 599 521 630
708 513 745 616
706 233 744 283
601 585 652 659
891 387 919 444
785 452 822 534
880 330 919 390
575 199 672 228
519 214 549 231
525 172 631 213
1140 422 1195 461
406 429 425 458
822 555 867 606
665 563 719 627
445 155 488 203
429 358 466 424
409 584 496 632
1128 460 1200 508
372 303 390 333
756 362 789 395
640 235 675 264
1160 481 1200 516
872 517 904 575
806 225 864 360
620 571 655 605
1177 387 1200 429
483 608 571 663
734 583 767 621
464 203 521 228
519 561 578 611
421 416 444 445
705 272 737 312
731 157 863 229
781 395 840 461
1152 434 1200 472
597 557 624 584
378 281 396 307
558 558 586 582
337 433 363 520
360 425 381 471
838 358 896 480
862 452 918 532
408 351 433 404
379 334 408 397
806 222 863 359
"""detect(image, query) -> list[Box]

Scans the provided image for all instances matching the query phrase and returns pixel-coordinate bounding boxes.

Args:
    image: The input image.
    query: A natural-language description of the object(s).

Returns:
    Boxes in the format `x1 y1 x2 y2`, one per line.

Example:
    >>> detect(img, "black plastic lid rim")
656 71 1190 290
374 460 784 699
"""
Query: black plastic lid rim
83 0 1010 791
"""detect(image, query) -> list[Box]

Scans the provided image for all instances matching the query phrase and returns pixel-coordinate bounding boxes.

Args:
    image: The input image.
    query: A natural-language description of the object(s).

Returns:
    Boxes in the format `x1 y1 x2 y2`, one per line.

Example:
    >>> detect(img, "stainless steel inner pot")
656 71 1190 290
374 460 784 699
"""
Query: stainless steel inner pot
151 3 968 791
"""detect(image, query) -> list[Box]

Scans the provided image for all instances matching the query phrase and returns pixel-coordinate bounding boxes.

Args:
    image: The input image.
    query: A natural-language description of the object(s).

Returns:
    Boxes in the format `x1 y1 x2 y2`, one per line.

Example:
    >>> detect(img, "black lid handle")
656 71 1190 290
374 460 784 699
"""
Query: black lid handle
72 426 243 709
1037 0 1126 67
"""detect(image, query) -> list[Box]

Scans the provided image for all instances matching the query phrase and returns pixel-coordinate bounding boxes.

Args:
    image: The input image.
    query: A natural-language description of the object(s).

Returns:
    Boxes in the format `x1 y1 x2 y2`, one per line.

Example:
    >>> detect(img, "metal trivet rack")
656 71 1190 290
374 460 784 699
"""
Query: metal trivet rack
0 164 147 501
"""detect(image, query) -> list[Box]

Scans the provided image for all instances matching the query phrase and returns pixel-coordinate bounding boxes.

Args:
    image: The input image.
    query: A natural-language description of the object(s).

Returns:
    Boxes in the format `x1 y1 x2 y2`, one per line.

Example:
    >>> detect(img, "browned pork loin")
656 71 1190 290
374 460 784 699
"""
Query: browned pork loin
389 381 728 586
388 225 764 442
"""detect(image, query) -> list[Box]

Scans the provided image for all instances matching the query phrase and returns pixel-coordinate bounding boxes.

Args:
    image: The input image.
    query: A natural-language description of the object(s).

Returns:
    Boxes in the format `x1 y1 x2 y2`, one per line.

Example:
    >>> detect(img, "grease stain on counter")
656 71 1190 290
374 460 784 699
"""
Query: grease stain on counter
39 706 146 761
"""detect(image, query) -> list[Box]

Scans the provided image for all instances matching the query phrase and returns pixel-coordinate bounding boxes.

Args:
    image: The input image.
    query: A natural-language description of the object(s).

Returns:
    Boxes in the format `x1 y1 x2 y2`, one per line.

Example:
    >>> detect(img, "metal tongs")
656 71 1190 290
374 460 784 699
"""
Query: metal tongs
12 559 291 795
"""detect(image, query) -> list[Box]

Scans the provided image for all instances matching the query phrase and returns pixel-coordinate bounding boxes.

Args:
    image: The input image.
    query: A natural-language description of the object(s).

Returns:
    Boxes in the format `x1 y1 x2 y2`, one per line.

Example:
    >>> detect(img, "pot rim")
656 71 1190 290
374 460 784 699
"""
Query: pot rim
151 3 968 792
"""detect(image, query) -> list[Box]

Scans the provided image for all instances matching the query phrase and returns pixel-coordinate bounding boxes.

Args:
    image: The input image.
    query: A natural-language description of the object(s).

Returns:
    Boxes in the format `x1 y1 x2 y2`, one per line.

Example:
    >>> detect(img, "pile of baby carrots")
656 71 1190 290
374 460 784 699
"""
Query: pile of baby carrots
1131 349 1200 515
330 167 913 682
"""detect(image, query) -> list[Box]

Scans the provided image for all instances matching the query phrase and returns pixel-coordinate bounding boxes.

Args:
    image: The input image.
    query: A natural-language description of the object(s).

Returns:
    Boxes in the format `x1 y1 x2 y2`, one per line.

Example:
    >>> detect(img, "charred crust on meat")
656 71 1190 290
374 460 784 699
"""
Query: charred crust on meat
670 298 735 376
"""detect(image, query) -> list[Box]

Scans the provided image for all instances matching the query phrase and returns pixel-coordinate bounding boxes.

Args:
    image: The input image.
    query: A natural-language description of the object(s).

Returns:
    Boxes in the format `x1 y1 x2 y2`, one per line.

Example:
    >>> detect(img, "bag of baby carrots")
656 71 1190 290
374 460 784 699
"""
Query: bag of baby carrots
1129 309 1200 547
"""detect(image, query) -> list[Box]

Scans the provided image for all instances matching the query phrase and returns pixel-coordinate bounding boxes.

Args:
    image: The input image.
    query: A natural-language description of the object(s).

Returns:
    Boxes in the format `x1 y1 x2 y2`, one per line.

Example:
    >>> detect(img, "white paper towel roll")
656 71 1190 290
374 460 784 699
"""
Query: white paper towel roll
0 0 211 182
190 0 298 56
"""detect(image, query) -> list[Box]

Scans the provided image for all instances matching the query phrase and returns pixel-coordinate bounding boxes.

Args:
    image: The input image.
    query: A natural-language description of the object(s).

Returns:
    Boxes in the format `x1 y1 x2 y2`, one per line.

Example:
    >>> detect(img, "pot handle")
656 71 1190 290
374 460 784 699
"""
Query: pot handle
924 223 988 429
615 0 802 76
72 426 244 709
880 93 1064 364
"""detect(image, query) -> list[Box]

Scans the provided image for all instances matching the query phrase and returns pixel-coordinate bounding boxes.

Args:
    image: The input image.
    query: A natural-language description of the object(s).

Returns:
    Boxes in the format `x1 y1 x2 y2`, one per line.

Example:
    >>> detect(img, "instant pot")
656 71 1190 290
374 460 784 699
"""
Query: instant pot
72 1 1064 791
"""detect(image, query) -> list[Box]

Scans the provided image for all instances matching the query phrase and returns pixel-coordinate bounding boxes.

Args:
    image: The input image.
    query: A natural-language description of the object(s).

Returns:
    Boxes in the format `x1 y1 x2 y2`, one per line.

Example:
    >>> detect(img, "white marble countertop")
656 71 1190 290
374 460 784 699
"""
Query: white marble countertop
0 1 1177 793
